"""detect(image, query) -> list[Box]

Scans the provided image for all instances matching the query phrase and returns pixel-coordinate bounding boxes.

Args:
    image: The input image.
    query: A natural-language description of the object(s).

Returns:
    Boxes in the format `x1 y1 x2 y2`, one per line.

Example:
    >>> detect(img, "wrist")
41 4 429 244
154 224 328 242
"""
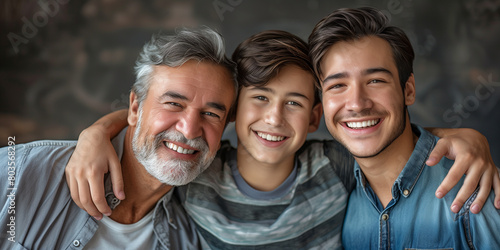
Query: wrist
80 124 112 141
427 127 462 138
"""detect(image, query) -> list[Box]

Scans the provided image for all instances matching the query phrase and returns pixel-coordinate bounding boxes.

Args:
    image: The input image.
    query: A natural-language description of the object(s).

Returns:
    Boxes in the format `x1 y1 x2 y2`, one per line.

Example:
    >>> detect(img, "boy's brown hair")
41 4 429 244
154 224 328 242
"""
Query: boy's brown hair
232 30 320 106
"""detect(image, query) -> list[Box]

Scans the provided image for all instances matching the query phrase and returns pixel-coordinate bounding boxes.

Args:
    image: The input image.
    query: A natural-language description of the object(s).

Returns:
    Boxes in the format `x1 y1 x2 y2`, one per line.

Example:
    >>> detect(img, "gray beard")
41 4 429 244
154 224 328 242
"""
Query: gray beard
131 108 215 186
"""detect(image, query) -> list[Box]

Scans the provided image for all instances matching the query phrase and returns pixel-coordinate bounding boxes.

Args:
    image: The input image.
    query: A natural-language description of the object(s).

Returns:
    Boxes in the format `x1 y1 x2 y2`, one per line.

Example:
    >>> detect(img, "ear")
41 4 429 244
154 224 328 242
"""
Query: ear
128 91 140 126
308 102 323 133
404 74 416 106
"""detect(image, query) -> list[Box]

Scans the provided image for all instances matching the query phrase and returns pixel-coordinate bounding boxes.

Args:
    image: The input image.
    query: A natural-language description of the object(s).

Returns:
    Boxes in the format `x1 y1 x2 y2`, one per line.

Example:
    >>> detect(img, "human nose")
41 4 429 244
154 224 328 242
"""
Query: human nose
176 109 203 140
264 103 284 127
345 85 373 112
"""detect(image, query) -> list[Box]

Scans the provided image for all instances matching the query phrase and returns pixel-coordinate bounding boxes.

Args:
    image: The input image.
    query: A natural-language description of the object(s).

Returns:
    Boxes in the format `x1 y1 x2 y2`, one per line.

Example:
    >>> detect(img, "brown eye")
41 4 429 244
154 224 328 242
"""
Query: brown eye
327 83 345 90
165 102 183 110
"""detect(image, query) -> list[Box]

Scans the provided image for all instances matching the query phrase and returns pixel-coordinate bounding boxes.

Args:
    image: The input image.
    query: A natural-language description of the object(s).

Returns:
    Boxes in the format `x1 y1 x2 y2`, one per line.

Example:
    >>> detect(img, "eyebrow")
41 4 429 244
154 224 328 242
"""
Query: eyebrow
322 67 393 83
160 91 227 112
322 72 349 83
161 91 188 101
249 86 310 100
207 102 227 112
363 67 393 77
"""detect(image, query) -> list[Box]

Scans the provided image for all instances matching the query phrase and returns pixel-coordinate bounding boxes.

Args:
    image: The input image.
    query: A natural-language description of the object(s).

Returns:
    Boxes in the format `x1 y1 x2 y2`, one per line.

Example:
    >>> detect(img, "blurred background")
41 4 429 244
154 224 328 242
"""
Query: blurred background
1 0 499 165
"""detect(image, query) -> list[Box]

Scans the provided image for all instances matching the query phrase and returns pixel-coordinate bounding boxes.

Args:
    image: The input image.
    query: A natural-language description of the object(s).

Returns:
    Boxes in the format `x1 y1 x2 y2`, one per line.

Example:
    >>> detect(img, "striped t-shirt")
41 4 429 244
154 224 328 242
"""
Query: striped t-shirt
179 140 355 249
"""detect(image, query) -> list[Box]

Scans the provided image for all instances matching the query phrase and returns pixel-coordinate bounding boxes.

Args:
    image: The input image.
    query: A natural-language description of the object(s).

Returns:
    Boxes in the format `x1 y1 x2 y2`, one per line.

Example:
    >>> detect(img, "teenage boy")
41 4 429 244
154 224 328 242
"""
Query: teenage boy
308 7 500 249
66 30 498 249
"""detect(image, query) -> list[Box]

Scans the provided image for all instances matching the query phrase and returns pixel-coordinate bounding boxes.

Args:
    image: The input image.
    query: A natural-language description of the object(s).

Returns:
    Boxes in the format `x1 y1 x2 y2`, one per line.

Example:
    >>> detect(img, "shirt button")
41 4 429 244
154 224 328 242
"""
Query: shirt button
403 189 410 196
169 217 173 223
73 240 81 247
382 214 389 221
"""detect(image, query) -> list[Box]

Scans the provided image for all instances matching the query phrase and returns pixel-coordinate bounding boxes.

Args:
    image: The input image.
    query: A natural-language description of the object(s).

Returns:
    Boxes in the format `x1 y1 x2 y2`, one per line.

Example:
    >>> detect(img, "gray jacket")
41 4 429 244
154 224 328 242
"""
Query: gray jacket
0 128 201 249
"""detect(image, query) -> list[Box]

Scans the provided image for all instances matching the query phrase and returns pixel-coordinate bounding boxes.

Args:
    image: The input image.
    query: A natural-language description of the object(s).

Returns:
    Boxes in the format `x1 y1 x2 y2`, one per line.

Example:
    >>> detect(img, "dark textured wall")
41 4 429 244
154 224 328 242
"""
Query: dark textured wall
1 0 499 165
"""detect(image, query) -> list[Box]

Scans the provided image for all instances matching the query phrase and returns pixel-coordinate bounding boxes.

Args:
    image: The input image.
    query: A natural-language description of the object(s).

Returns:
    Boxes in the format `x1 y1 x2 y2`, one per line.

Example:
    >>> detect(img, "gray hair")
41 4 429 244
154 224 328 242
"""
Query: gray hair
132 27 238 107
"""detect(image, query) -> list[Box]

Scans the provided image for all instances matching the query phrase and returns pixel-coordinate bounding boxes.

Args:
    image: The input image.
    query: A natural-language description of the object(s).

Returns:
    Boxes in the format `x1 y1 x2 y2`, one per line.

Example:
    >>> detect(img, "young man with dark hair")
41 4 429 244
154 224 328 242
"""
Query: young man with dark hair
309 7 500 249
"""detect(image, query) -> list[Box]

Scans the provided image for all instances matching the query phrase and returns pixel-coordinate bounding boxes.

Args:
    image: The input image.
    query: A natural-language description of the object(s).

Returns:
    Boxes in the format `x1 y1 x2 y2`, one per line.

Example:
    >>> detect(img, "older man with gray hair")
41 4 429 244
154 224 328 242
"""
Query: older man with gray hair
0 27 237 249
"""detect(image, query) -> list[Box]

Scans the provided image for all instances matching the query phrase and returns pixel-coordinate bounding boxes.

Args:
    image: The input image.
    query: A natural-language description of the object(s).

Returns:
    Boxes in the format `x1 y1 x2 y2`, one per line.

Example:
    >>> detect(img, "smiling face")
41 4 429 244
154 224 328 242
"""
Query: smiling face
320 36 415 158
128 60 235 185
235 65 322 167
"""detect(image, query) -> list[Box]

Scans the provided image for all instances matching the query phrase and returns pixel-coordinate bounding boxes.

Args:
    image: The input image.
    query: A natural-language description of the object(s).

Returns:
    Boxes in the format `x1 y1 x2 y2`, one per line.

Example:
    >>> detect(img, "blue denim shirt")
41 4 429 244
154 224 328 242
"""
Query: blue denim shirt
0 128 201 249
342 125 500 249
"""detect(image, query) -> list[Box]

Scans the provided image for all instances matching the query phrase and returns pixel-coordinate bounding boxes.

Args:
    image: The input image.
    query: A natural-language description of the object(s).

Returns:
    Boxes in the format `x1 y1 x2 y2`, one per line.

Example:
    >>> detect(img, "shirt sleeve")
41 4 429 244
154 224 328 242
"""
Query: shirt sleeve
0 141 89 249
466 191 500 249
322 140 356 193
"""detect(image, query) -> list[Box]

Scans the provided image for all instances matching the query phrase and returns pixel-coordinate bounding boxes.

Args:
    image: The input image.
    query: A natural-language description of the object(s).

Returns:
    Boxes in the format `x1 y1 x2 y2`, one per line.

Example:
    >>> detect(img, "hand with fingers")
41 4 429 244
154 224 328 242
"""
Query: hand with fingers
65 110 128 220
426 128 500 214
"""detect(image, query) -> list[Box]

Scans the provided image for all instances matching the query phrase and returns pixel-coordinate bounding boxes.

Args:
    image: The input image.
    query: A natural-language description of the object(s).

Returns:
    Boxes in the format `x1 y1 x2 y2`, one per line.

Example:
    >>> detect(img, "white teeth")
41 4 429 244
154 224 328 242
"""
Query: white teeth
165 142 195 154
346 119 379 129
257 132 285 142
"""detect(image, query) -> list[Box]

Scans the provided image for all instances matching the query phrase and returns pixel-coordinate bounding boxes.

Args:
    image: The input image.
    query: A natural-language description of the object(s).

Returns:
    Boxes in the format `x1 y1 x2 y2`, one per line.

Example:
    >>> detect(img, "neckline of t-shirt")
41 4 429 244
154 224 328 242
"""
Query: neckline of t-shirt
229 148 298 200
100 209 154 233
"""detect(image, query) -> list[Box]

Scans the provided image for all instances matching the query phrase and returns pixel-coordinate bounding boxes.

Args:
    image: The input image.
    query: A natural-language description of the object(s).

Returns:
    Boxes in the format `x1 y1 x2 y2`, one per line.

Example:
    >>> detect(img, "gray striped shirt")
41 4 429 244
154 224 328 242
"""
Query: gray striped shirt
180 140 355 249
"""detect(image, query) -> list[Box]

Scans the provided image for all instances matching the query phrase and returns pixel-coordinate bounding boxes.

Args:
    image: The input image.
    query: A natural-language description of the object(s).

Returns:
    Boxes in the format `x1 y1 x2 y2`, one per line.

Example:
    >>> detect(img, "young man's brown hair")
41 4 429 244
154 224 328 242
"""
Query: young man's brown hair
308 7 414 92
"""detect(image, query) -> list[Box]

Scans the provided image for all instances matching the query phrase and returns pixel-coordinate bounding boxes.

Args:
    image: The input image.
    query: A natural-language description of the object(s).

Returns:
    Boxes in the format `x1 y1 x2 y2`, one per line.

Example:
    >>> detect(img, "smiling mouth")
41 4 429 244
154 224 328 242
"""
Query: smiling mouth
345 119 380 129
164 141 197 154
256 131 286 142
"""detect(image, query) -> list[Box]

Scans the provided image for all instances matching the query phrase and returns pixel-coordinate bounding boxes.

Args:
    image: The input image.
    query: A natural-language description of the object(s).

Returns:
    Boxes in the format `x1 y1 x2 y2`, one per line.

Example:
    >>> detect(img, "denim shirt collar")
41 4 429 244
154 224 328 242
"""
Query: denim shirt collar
353 124 437 199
